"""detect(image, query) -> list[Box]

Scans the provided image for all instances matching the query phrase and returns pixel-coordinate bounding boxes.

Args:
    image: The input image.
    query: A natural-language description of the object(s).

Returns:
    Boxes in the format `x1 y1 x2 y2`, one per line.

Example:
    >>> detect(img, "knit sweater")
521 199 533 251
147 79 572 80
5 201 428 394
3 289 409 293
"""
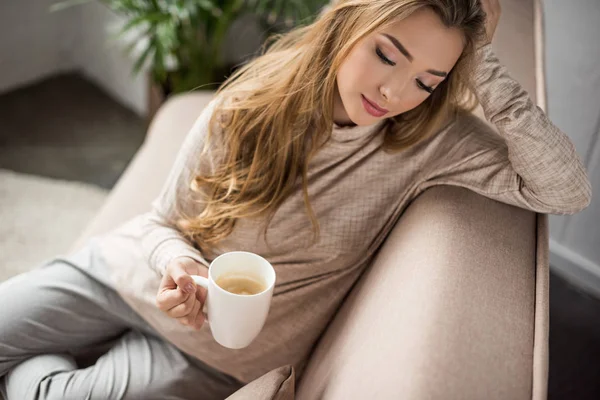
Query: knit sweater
96 44 591 384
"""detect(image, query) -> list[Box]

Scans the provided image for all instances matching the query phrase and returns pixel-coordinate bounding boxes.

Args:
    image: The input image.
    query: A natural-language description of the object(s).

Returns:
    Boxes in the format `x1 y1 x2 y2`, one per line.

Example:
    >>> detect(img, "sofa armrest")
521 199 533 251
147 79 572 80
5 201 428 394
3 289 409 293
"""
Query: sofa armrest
298 185 549 400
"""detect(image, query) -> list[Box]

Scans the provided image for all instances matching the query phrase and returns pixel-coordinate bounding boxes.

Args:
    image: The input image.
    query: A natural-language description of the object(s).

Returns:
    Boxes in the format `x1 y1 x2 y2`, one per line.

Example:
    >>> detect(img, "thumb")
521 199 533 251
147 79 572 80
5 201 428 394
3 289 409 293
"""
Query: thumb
169 257 202 294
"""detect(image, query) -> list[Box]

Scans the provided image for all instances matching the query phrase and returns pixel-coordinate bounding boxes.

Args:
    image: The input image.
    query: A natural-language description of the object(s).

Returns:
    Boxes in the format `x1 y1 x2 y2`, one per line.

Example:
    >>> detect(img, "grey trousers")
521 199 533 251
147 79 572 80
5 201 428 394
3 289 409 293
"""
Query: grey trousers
0 244 243 400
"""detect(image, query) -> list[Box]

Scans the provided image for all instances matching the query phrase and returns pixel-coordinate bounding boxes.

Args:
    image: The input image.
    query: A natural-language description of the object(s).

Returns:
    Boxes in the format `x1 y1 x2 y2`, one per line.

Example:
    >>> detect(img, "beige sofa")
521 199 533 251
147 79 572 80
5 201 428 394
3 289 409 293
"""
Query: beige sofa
71 1 549 398
72 91 548 400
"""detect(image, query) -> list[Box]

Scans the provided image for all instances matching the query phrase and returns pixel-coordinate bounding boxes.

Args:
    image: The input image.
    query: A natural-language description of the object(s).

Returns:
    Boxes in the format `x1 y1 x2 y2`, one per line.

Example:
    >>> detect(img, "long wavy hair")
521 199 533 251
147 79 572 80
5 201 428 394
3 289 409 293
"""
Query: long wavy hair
177 0 487 251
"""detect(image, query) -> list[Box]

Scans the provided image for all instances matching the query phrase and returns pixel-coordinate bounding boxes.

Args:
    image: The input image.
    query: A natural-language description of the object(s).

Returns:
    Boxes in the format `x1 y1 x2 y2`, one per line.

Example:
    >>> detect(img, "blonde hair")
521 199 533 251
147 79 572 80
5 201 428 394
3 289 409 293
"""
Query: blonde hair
177 0 487 251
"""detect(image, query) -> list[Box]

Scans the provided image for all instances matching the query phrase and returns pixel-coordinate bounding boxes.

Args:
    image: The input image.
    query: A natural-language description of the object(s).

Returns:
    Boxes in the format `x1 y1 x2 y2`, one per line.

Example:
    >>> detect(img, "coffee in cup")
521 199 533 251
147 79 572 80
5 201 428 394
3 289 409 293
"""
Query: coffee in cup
215 273 266 296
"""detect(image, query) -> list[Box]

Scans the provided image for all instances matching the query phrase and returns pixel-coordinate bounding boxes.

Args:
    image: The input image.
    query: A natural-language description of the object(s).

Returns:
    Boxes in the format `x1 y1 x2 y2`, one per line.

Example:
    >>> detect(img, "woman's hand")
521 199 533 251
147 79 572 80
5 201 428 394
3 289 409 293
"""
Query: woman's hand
480 0 501 45
156 257 208 330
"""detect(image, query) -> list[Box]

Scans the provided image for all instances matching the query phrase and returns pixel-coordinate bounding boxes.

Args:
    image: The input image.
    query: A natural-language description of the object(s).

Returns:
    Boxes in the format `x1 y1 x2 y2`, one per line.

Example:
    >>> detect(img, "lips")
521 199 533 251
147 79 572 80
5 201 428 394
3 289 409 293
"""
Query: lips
361 95 388 117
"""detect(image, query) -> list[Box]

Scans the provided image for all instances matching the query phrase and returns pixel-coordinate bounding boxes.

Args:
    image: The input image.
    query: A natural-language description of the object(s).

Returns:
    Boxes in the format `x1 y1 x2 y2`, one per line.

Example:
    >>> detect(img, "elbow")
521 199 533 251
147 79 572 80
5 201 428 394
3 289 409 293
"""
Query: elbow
561 197 591 215
555 180 593 215
575 174 593 212
525 178 592 215
573 182 593 213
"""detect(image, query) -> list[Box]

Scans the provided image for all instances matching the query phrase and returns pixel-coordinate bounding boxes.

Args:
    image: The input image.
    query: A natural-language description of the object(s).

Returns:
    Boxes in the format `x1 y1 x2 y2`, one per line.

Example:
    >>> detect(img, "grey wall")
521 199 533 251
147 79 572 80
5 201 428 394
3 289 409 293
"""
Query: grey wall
0 2 265 117
0 0 78 93
0 1 146 115
73 2 147 116
544 0 600 295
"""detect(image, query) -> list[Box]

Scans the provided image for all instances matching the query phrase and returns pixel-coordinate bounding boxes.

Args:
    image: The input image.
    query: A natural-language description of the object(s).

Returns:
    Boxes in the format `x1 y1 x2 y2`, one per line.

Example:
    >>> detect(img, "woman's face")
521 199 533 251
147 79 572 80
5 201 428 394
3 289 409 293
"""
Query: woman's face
334 7 465 127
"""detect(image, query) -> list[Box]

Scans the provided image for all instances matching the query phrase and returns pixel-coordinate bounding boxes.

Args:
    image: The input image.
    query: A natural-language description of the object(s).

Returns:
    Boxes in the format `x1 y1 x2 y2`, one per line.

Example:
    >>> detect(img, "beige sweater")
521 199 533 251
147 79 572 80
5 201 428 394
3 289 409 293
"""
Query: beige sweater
96 44 591 384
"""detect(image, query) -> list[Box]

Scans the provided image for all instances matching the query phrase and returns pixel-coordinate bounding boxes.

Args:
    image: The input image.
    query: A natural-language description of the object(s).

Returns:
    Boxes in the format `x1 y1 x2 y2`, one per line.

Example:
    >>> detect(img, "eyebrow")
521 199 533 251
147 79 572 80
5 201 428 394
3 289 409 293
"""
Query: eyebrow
382 33 448 78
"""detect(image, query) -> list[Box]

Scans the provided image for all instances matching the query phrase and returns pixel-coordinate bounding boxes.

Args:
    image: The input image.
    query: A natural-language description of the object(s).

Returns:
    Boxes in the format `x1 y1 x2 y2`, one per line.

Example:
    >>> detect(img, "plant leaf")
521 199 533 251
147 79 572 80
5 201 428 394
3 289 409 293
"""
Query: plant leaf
197 0 220 13
132 43 154 75
118 13 165 36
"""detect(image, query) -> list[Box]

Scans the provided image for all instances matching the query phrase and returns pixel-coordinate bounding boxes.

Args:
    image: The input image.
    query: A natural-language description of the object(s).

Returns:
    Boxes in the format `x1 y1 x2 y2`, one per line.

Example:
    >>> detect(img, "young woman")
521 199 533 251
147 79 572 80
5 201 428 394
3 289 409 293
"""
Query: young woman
0 0 591 399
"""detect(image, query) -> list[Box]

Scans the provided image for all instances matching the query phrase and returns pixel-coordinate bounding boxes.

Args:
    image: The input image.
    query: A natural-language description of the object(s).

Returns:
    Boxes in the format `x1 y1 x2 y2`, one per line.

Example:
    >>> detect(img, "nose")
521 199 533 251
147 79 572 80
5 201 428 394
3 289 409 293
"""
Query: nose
380 75 410 104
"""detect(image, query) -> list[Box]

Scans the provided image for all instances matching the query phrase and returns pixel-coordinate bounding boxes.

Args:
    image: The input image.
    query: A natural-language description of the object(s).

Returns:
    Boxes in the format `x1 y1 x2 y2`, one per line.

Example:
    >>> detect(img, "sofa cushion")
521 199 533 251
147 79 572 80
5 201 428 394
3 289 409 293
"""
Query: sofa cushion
226 365 295 400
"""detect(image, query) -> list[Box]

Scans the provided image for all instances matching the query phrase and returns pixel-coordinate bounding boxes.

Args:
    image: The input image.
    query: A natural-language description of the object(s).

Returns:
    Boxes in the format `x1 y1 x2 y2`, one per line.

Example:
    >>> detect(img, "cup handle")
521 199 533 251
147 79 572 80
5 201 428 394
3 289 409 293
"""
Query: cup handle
190 275 209 289
190 275 210 324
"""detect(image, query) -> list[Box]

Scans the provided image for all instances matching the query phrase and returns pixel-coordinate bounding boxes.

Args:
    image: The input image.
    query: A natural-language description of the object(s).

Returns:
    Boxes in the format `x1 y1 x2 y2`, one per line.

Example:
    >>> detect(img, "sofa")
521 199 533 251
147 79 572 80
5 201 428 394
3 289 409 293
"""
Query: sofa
70 90 548 400
71 1 549 398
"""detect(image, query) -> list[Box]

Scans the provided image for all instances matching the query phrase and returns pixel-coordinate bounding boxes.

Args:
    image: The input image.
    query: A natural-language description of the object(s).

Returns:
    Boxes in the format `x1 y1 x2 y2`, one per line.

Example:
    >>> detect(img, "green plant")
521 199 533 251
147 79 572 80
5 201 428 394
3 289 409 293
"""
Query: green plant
51 0 329 94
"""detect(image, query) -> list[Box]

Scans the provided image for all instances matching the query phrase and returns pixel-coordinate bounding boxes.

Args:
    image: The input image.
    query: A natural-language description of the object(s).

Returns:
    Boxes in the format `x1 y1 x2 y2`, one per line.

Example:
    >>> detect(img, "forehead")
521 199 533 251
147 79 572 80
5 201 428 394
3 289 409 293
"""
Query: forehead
374 7 464 71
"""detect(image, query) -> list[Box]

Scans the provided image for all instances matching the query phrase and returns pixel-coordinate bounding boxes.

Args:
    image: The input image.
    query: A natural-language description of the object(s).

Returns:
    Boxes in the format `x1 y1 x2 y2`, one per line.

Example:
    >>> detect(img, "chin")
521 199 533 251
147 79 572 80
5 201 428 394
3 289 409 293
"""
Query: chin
339 93 378 127
341 105 364 126
350 109 378 126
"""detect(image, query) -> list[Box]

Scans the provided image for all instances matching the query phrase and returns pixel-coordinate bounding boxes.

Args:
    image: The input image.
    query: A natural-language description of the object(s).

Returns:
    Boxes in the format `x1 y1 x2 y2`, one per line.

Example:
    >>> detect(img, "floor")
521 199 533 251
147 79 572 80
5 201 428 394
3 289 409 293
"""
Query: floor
1 73 600 399
548 273 600 399
0 73 146 189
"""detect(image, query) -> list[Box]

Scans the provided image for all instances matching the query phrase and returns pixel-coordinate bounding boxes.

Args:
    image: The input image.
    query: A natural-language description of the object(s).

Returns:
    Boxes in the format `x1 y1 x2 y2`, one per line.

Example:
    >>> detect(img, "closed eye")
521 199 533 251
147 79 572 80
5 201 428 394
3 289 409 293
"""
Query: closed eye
375 47 395 66
416 79 434 94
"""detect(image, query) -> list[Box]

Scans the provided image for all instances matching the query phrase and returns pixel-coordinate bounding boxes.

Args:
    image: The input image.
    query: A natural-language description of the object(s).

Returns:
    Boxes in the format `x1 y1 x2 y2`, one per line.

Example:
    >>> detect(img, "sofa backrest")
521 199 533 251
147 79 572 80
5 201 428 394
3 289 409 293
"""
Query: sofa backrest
70 91 216 252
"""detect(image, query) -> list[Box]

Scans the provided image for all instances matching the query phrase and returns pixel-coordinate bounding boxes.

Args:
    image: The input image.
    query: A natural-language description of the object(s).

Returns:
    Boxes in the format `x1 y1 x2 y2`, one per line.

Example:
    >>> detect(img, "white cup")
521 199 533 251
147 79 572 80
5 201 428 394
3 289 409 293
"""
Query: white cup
190 251 276 349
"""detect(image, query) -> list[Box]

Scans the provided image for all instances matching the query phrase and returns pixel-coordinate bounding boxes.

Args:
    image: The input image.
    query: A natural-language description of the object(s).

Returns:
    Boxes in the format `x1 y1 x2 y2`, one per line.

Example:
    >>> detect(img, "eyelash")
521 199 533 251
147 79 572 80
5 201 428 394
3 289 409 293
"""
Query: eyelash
375 47 434 94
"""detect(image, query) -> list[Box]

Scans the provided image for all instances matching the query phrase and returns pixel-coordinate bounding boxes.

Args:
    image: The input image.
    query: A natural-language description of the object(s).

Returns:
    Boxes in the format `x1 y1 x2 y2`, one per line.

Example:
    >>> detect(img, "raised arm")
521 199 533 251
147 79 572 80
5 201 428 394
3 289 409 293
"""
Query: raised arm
421 44 591 215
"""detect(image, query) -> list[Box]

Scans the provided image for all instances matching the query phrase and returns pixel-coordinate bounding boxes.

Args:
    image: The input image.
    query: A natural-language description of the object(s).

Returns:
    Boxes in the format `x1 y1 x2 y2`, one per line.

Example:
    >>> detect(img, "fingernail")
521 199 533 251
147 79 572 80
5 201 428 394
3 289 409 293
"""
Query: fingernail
185 283 195 293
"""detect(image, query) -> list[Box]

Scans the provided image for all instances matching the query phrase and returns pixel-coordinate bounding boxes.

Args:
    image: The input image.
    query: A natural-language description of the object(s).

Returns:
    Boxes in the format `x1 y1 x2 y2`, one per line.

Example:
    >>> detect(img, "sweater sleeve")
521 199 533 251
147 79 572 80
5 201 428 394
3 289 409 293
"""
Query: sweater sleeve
420 44 592 215
140 97 222 275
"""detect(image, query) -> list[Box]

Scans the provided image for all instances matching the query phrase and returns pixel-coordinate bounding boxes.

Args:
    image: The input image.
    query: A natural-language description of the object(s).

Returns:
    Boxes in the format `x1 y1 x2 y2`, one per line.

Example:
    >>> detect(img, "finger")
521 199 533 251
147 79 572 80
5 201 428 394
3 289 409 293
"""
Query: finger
177 298 201 327
158 269 177 293
189 299 203 328
167 290 197 318
195 284 207 304
489 0 500 14
170 260 197 293
195 289 207 327
192 306 206 330
156 287 189 312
